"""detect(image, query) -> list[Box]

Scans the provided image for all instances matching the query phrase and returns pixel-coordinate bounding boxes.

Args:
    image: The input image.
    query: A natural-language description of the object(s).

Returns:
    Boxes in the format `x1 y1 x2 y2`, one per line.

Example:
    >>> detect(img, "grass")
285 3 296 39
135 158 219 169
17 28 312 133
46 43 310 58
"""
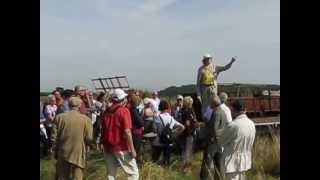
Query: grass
40 130 279 180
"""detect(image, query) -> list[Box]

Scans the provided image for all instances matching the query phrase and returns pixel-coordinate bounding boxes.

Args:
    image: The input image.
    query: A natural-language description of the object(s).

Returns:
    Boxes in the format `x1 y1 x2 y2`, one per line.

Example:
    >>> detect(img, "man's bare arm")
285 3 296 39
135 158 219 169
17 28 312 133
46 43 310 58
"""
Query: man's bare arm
173 123 185 135
124 129 137 158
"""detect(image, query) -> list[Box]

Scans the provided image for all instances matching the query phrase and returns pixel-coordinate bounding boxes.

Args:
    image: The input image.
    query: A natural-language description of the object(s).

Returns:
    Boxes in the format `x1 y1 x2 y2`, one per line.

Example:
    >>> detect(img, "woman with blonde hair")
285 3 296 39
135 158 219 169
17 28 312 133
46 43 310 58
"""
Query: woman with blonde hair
180 96 198 169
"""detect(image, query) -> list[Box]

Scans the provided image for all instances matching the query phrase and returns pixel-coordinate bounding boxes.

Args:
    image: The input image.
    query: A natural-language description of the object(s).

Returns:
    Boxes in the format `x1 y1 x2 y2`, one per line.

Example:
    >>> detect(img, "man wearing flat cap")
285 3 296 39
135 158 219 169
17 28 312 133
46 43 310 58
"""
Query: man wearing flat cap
51 97 93 180
196 54 236 120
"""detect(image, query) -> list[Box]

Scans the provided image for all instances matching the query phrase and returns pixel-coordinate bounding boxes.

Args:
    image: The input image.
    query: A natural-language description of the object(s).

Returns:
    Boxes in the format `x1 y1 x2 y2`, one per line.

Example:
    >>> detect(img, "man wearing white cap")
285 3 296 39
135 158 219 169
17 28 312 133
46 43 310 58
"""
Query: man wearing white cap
196 54 236 119
101 88 139 180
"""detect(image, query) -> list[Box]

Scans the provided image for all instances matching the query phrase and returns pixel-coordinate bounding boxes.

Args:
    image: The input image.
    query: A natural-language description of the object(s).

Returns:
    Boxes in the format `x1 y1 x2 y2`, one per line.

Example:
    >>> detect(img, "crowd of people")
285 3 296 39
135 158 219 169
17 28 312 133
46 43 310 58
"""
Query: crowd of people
40 54 256 180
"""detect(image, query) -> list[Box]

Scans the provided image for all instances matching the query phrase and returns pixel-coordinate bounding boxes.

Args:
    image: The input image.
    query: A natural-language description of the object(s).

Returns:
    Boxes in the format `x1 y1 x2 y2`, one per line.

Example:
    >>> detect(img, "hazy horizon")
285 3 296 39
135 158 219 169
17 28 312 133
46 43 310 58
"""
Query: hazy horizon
41 0 280 92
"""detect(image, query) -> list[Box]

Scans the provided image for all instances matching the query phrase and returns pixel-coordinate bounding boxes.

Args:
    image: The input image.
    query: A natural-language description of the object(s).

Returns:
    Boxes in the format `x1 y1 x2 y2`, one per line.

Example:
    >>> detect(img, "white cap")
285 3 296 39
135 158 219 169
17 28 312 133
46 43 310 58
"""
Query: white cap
177 95 183 100
152 91 158 96
111 89 128 101
143 98 152 105
203 54 212 59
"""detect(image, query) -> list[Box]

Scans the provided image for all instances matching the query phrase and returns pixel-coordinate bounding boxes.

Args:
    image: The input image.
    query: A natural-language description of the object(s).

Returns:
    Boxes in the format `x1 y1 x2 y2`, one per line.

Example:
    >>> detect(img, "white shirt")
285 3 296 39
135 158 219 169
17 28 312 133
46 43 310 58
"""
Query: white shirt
218 114 256 173
44 104 57 127
44 104 57 118
153 97 160 109
173 105 183 121
220 103 232 123
153 112 183 146
148 98 159 115
137 102 144 114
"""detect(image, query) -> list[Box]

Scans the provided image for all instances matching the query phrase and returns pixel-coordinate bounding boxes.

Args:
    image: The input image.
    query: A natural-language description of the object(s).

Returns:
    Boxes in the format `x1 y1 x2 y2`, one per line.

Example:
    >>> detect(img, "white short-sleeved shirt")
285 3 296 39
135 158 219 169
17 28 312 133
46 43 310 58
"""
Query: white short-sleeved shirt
220 103 233 123
44 104 57 127
147 98 159 115
153 112 182 146
45 105 57 118
155 112 182 129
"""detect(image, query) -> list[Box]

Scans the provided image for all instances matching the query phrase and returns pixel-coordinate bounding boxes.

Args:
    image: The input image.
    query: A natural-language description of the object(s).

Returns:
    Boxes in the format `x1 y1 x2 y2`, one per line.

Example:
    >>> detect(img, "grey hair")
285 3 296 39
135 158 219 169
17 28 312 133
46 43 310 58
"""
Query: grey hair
219 92 228 103
210 95 221 106
47 94 55 101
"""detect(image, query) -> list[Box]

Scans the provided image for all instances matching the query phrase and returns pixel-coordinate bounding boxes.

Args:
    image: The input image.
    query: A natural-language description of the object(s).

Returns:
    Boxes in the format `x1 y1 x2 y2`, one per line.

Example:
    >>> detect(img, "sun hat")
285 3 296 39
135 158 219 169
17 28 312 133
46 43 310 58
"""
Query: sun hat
111 89 128 101
177 95 183 100
203 54 212 59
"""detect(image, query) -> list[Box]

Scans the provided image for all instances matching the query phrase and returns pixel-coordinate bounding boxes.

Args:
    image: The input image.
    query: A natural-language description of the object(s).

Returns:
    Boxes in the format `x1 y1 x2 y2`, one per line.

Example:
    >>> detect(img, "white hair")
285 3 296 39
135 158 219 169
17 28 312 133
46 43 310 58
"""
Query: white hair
47 94 56 101
219 92 228 103
183 96 194 108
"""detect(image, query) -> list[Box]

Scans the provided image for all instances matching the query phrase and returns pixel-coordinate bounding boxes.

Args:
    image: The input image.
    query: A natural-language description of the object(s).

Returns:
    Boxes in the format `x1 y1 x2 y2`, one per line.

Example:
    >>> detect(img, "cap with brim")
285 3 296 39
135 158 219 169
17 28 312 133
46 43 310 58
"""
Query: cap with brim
111 89 128 101
177 95 183 100
203 54 212 59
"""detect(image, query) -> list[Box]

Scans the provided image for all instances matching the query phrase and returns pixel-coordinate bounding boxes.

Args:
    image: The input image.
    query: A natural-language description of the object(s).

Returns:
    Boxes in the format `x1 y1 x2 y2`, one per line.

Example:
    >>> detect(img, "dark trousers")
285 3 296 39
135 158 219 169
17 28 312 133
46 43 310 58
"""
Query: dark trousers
93 117 101 142
45 125 53 149
132 133 142 164
200 146 223 180
152 145 172 166
175 136 184 156
40 131 49 156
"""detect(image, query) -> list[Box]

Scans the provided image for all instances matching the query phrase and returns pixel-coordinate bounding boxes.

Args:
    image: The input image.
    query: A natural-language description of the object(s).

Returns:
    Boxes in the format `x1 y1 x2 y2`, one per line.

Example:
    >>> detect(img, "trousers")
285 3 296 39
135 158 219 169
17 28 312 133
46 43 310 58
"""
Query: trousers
56 159 83 180
104 151 139 180
200 144 223 180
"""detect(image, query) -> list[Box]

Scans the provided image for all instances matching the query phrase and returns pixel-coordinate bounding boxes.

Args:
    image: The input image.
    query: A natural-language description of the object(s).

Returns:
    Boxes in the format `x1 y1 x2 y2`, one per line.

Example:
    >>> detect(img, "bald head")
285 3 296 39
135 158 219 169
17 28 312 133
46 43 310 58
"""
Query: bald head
210 95 221 108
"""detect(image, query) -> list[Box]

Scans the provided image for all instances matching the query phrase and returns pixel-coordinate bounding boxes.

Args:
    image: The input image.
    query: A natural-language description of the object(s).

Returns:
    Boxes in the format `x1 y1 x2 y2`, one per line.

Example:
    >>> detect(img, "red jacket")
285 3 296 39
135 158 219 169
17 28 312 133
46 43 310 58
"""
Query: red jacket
101 102 132 152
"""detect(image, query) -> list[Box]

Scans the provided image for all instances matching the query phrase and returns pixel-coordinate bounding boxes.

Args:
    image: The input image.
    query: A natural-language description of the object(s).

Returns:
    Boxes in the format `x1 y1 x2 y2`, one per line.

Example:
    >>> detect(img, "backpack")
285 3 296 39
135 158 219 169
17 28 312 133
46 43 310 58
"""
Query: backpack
104 106 122 145
159 115 174 145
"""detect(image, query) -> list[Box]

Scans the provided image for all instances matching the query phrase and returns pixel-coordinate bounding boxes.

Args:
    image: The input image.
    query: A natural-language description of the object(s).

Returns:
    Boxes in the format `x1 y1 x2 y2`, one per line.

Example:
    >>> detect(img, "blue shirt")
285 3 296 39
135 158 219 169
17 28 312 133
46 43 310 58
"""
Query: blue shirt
57 100 70 114
40 112 45 119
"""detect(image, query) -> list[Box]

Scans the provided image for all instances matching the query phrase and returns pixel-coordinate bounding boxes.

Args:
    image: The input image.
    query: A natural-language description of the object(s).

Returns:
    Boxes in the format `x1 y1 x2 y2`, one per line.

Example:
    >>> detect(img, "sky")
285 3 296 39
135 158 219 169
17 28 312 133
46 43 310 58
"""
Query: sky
40 0 280 92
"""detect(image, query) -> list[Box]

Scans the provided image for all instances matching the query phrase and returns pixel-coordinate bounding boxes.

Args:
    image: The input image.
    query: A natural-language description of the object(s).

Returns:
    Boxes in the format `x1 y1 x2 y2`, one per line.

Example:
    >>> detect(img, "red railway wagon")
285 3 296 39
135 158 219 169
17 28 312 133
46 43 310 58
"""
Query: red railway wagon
226 96 280 117
182 93 280 121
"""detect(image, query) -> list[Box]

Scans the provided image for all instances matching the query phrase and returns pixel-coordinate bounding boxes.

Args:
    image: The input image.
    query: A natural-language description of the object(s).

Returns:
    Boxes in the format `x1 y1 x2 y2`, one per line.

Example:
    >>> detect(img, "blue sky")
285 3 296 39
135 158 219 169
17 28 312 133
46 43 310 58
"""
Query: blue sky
41 0 280 91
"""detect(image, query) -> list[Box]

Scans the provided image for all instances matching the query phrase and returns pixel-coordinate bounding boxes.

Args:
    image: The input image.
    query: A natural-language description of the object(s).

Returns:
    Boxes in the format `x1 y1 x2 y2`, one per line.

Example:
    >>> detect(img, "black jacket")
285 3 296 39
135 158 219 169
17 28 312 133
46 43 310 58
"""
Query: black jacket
130 107 144 129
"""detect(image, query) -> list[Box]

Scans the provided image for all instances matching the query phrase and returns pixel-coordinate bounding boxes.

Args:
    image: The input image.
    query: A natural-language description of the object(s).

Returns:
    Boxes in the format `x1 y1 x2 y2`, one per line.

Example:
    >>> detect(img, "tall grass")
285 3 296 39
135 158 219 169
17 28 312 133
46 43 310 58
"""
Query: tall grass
40 130 280 180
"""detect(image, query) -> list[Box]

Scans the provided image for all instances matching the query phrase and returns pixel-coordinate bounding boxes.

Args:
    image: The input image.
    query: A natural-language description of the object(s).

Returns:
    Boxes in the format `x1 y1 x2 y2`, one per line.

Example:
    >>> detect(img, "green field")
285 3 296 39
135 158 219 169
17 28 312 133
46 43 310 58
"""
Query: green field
40 132 279 180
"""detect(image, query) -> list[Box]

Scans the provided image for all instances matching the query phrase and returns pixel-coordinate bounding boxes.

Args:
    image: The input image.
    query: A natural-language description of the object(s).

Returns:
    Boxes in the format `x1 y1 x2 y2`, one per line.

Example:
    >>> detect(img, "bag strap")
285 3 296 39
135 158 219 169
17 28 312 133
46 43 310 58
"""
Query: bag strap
159 114 165 128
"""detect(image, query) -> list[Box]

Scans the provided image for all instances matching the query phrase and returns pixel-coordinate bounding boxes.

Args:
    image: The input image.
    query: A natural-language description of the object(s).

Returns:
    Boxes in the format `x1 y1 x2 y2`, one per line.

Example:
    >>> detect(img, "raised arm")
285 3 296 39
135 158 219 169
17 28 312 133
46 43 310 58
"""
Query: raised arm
216 57 236 73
